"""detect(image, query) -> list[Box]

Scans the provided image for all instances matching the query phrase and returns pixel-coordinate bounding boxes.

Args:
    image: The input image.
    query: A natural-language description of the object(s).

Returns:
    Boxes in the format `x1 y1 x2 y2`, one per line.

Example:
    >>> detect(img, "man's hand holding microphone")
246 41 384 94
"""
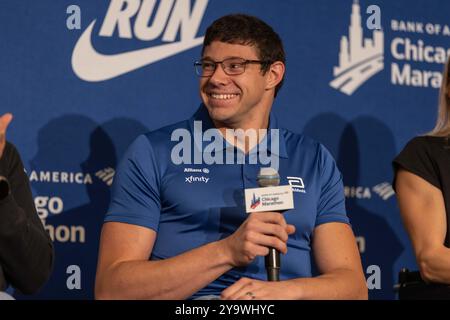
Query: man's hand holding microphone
222 211 295 268
219 167 296 299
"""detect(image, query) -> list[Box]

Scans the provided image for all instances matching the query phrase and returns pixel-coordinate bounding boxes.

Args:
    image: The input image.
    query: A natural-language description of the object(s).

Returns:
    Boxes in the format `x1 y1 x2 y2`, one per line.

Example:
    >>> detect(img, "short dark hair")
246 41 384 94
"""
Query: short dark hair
202 14 286 97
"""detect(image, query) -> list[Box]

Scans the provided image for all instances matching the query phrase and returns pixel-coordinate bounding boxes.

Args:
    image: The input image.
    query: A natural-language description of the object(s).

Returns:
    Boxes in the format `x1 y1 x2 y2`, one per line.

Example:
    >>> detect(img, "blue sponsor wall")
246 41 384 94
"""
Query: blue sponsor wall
1 0 449 299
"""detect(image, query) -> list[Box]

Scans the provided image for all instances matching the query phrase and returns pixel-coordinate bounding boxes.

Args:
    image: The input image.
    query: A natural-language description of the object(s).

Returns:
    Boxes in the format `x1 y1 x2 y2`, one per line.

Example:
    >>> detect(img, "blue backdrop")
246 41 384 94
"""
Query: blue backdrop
1 0 449 299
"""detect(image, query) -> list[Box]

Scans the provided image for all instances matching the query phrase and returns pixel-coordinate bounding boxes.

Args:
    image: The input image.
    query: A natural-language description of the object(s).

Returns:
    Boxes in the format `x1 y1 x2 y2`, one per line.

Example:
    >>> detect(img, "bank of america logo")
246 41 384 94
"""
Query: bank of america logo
372 182 395 201
96 167 115 186
330 0 384 95
250 193 261 209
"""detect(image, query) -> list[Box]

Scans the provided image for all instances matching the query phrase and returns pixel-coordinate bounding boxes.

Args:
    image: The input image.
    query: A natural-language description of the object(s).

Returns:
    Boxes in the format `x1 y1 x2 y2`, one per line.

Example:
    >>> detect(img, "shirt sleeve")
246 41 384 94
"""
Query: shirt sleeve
105 135 162 232
392 137 440 191
315 144 349 227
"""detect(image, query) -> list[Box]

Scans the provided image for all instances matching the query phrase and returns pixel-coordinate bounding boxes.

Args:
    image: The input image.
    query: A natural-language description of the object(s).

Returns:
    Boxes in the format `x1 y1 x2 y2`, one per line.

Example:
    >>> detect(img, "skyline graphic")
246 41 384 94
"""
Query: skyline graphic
330 0 384 95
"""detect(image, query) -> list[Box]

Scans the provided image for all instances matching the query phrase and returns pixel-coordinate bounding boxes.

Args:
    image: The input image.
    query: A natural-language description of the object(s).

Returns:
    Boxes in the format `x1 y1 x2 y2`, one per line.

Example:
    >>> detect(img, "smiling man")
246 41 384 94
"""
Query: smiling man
95 14 367 300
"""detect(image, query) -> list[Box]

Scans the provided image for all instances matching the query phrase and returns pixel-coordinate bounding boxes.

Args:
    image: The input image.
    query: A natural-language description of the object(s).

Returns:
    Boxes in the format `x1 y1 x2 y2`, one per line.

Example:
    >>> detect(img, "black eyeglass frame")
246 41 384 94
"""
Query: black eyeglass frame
194 58 272 77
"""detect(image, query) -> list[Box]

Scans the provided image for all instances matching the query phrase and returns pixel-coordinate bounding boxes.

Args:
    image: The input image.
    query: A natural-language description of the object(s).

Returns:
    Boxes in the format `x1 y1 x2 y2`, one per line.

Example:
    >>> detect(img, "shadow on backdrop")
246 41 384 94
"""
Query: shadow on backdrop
15 115 148 299
303 113 404 300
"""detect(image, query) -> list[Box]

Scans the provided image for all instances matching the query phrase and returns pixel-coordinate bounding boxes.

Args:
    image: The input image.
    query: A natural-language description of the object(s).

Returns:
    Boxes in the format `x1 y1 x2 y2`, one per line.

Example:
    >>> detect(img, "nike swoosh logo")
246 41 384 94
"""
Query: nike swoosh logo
72 20 204 82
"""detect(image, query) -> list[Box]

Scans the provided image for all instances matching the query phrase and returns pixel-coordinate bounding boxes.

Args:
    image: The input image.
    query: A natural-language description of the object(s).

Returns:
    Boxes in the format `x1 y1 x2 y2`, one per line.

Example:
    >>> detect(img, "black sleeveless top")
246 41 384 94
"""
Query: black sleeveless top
393 136 450 247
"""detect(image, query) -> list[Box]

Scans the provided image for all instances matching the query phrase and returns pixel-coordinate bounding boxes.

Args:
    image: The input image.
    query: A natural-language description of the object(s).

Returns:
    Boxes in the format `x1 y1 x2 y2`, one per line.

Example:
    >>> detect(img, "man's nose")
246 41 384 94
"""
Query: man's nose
208 63 231 86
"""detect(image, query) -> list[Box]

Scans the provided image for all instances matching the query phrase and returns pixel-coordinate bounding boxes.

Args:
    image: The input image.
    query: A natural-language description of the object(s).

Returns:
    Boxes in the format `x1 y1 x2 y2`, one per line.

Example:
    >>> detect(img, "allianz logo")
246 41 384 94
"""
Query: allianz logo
28 168 116 186
345 182 395 201
184 167 210 174
72 0 209 82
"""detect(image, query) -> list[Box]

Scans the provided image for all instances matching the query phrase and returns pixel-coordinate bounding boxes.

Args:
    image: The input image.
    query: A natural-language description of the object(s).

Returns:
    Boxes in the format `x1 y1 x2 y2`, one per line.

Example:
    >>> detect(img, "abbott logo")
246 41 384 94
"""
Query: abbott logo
72 0 209 82
330 0 384 95
287 176 306 193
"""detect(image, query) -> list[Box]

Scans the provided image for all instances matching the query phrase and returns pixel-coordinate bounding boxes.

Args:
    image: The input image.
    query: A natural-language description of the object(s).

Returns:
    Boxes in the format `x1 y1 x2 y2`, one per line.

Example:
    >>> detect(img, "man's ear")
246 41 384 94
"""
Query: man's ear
265 61 285 91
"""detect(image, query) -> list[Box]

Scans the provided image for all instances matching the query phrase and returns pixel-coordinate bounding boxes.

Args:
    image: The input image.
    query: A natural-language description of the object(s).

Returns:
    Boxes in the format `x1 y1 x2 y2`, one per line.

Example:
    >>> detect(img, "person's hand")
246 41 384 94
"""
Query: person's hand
221 277 297 300
221 212 295 267
0 113 13 159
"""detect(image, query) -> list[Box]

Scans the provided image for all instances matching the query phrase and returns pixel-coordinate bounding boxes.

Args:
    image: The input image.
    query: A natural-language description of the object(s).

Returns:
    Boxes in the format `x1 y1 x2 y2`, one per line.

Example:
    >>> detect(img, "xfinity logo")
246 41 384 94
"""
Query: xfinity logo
330 0 384 95
72 0 209 82
185 175 209 184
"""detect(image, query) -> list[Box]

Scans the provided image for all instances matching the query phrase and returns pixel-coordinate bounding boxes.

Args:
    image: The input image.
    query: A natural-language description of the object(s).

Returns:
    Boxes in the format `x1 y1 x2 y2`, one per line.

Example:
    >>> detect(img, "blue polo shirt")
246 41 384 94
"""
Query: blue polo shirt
105 106 349 299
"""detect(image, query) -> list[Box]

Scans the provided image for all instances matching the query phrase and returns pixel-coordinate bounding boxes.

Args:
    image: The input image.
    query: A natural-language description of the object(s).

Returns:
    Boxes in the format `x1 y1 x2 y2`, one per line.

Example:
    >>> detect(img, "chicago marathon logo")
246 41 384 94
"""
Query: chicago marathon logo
250 193 261 209
330 0 384 95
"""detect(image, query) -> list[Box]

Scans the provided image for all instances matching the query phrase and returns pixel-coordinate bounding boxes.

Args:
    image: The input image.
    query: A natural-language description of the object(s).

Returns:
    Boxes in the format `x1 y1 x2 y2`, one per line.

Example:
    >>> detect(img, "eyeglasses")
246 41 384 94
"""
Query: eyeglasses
194 57 270 77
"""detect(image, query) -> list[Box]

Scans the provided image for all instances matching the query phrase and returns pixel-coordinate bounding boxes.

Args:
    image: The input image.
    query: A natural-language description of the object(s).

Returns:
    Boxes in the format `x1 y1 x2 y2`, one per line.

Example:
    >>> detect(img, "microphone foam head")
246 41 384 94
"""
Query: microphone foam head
257 167 280 187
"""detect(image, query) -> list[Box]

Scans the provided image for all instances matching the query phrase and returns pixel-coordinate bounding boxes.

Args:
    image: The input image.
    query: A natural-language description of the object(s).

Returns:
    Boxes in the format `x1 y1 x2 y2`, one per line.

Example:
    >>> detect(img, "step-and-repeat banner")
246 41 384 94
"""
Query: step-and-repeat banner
1 0 449 299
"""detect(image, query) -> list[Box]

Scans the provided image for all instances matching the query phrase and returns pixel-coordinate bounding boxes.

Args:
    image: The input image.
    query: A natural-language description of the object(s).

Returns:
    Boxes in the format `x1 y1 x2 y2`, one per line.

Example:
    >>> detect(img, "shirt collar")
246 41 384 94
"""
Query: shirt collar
188 105 288 159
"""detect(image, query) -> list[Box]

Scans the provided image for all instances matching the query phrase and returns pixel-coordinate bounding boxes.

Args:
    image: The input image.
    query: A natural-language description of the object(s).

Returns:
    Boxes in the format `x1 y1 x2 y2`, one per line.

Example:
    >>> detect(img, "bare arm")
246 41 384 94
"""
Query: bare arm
221 222 367 300
95 212 294 300
95 222 232 300
395 168 450 284
291 222 367 299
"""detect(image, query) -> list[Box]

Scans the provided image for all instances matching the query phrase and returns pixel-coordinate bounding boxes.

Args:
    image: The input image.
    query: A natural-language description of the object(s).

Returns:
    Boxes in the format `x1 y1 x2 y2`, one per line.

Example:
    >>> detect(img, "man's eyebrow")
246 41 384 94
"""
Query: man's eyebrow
201 56 245 61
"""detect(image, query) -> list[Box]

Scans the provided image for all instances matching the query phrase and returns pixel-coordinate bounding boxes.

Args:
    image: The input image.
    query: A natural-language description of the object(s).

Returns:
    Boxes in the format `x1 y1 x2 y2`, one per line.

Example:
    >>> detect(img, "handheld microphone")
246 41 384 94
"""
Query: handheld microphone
244 168 294 281
257 167 281 282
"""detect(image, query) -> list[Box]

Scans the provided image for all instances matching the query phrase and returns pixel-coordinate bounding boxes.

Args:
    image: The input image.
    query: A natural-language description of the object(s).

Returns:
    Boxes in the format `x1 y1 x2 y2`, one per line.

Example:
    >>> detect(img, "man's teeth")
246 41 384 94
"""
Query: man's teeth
209 93 238 100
